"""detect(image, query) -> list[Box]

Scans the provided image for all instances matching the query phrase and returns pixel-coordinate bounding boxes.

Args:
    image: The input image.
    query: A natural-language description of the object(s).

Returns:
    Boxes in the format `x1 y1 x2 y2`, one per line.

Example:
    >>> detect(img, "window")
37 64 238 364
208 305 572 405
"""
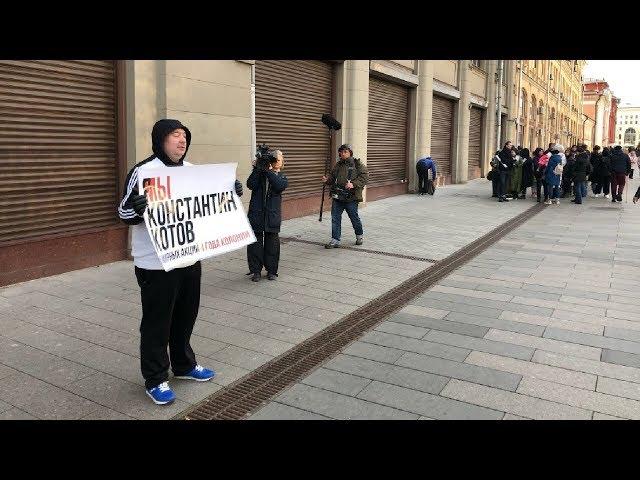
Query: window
624 128 636 145
471 60 481 68
530 95 537 124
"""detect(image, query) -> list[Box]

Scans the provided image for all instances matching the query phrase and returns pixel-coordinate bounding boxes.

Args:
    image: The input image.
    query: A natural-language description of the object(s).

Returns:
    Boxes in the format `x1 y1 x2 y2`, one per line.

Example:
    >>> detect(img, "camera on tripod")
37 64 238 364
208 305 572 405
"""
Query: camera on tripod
255 143 278 171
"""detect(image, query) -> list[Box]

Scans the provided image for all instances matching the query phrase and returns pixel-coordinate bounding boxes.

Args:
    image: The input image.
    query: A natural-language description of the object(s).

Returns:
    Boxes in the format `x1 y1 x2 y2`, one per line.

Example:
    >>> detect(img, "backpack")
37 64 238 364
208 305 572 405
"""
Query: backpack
553 162 563 175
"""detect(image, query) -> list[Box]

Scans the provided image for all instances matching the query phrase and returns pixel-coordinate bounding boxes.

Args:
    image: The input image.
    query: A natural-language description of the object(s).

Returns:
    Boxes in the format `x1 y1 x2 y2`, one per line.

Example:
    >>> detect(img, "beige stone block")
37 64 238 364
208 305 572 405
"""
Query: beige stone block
346 88 369 109
166 75 250 118
469 70 486 98
165 110 251 149
184 144 253 169
166 60 249 88
433 60 458 87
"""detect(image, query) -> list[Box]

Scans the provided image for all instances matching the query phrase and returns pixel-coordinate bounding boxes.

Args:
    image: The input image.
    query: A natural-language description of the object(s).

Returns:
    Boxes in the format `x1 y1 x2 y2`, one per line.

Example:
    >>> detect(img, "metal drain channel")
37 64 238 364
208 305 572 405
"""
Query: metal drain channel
179 203 545 420
280 237 438 263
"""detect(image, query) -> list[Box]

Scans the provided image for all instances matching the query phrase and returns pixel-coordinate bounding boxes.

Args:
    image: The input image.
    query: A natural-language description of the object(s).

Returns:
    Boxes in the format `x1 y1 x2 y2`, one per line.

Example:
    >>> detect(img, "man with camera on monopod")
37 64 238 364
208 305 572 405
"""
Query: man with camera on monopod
246 146 288 282
322 144 369 248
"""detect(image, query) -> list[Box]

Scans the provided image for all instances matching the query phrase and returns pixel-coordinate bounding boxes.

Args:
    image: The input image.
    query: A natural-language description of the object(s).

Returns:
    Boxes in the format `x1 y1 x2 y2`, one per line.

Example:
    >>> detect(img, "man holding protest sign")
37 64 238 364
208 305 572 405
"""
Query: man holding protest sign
118 119 245 405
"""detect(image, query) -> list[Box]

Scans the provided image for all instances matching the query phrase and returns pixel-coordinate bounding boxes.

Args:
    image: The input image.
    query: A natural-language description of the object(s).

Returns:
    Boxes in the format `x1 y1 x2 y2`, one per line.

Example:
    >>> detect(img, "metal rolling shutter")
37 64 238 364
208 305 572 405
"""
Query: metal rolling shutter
255 60 333 197
0 60 118 243
468 107 483 179
431 95 454 179
366 77 408 186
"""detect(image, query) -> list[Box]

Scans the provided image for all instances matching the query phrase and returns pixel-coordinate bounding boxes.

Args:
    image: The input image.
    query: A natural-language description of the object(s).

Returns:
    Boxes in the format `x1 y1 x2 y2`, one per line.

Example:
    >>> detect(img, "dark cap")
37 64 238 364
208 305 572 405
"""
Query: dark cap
338 144 353 155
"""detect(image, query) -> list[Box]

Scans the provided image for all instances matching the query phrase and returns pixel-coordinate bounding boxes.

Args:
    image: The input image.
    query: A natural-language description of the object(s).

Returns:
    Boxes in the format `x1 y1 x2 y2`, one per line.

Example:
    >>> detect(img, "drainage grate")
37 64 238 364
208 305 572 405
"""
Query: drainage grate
178 203 546 420
280 237 438 263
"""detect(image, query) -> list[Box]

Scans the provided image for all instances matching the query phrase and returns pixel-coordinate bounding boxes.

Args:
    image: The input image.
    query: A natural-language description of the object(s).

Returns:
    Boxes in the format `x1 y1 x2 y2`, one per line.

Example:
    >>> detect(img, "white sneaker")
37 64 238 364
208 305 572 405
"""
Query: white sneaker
605 194 611 199
544 200 552 205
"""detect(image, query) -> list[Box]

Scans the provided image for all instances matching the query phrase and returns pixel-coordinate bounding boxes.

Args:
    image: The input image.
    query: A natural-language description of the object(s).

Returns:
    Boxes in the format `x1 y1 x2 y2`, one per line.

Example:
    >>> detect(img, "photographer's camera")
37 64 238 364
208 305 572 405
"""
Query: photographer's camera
255 143 277 171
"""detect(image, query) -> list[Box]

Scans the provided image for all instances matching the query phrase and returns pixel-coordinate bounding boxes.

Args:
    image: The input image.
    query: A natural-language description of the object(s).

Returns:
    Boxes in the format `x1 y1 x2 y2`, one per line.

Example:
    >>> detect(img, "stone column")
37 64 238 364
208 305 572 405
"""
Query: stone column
414 60 434 190
454 60 471 183
484 60 498 173
342 60 370 203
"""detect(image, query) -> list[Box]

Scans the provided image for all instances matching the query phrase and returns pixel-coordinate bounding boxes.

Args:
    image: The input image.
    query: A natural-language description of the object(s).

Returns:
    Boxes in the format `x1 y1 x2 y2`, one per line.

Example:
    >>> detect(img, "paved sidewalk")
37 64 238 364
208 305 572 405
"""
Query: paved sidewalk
250 176 640 420
0 179 563 420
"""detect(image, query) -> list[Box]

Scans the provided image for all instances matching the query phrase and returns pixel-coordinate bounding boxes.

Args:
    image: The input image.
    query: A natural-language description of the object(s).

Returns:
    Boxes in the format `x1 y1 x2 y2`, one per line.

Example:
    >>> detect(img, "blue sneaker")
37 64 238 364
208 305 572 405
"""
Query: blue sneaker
146 382 176 405
174 364 215 382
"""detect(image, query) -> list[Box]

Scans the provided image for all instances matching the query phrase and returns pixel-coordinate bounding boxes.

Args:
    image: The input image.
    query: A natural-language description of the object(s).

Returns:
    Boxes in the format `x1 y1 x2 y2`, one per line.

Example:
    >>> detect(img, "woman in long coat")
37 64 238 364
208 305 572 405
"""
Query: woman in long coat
508 148 524 198
520 148 535 199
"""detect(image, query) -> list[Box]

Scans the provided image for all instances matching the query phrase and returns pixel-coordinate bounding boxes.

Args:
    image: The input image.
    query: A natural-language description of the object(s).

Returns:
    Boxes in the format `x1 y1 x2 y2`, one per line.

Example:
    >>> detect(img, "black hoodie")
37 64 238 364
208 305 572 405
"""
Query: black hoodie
151 119 192 166
117 119 192 226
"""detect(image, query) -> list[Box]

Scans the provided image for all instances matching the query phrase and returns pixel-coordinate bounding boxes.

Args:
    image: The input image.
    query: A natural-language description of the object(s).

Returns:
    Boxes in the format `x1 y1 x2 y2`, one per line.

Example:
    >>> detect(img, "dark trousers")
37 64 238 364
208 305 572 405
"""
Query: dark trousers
135 262 201 390
611 173 627 198
497 171 508 198
561 179 572 197
331 199 363 241
492 172 500 196
574 181 587 204
535 178 543 200
592 180 610 195
247 230 280 275
417 168 428 193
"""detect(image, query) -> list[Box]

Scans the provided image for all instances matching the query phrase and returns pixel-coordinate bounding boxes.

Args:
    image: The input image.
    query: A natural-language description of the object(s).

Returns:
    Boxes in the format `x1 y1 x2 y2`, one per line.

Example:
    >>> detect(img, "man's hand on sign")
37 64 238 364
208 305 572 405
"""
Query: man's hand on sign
131 194 148 216
234 180 243 197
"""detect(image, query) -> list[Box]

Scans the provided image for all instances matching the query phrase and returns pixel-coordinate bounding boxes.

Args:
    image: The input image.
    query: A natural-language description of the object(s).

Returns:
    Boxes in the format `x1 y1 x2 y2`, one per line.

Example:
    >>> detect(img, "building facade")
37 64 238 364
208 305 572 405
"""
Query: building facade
582 113 596 149
502 60 586 152
615 105 640 148
583 79 617 148
0 59 515 286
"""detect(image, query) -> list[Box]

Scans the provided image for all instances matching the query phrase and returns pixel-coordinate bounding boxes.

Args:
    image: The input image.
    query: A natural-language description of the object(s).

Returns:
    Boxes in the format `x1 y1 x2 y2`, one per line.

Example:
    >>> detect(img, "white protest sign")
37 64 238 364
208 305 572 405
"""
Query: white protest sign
137 163 256 271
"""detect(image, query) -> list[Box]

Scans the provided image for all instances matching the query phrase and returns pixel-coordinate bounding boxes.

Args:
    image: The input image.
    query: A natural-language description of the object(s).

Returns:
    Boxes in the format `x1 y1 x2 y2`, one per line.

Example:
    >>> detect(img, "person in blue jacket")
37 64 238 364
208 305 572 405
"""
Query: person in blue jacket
544 144 564 205
416 155 437 195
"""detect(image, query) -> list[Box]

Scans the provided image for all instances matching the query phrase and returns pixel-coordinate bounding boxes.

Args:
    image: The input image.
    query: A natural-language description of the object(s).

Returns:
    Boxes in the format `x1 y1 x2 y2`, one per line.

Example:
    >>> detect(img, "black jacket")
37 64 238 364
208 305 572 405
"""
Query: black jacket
598 156 613 179
572 152 592 183
498 148 513 172
521 156 535 187
533 155 545 179
610 150 631 174
588 153 602 182
563 157 576 183
247 167 288 233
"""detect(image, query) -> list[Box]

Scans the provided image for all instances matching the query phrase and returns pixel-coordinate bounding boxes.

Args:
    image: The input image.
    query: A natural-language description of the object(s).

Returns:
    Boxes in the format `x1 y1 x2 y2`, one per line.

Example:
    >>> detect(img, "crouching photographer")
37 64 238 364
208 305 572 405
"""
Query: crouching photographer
246 145 288 282
322 144 369 248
